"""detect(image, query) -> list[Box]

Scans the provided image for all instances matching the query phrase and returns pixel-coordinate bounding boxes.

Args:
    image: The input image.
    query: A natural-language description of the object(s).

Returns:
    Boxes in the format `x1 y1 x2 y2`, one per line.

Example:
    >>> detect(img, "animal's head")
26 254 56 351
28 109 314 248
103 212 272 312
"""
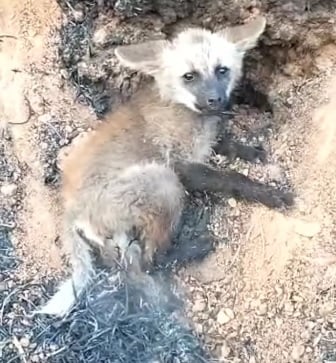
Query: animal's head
115 16 266 114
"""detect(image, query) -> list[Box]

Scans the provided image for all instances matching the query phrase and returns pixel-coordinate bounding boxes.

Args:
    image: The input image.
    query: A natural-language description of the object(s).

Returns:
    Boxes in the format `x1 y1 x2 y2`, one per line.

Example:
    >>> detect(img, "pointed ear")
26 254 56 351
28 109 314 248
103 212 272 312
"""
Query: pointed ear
114 40 168 75
219 15 266 52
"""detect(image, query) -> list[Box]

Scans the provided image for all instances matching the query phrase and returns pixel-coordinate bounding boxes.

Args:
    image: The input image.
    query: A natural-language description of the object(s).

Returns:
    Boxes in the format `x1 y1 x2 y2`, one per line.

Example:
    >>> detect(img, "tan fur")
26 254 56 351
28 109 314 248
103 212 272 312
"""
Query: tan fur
37 16 266 316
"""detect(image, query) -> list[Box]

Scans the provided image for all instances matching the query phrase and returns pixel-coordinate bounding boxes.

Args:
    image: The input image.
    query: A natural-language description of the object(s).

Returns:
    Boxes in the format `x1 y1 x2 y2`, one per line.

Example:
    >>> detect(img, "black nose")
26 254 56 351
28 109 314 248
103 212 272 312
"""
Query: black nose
207 97 222 108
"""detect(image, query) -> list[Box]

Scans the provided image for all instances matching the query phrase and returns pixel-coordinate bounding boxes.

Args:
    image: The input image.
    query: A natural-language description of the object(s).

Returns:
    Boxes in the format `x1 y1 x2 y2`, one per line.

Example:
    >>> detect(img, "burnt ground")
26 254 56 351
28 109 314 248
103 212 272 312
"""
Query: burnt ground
1 0 336 362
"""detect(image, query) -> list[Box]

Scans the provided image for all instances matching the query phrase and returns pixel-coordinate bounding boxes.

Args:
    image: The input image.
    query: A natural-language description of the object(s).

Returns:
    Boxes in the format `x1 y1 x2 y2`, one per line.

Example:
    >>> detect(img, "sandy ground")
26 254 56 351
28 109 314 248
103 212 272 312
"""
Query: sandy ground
1 1 336 362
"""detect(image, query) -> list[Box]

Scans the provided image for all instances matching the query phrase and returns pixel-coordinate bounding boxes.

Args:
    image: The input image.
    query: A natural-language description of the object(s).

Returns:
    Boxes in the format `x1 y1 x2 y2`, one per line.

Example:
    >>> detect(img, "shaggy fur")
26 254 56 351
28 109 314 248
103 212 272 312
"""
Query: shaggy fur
36 16 294 317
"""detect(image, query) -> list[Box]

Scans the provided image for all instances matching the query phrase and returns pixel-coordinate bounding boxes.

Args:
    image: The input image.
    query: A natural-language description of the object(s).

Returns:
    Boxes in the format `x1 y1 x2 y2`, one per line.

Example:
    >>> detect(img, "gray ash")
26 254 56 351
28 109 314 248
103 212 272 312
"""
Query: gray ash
0 270 212 363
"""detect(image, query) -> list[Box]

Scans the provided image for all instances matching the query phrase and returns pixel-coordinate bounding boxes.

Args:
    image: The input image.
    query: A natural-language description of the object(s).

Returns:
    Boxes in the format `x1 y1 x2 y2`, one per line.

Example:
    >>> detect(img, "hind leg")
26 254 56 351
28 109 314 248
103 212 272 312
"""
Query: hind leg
36 222 96 316
92 163 185 271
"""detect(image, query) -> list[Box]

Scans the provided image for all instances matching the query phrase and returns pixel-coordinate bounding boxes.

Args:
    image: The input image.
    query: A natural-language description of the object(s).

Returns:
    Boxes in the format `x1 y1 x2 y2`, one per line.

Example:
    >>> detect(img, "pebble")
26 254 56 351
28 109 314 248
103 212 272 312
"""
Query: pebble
65 125 73 134
38 113 52 123
266 164 283 182
305 346 313 353
291 344 305 361
227 198 237 208
257 302 268 316
60 69 70 80
294 219 321 238
195 323 203 334
275 317 283 327
19 336 30 348
217 308 234 325
220 341 231 358
318 301 334 316
284 302 294 315
0 281 9 291
301 330 311 342
192 299 206 312
1 183 17 196
73 9 85 22
93 27 109 47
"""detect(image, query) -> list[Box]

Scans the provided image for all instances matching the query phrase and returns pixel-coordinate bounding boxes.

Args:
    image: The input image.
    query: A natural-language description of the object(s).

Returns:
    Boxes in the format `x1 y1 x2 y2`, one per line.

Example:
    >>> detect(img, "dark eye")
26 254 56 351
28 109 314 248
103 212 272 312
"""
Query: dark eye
182 72 197 82
216 66 229 76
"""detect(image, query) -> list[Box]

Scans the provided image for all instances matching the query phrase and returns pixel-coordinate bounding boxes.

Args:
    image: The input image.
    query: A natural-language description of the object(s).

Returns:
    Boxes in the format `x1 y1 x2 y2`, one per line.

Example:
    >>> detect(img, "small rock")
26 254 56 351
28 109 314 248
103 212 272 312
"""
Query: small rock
192 299 206 312
19 336 30 348
64 125 73 134
249 356 256 363
59 138 68 147
220 341 231 358
305 346 313 353
195 323 203 334
73 9 84 22
40 142 48 150
275 317 283 328
294 219 321 238
291 344 305 361
60 69 69 80
306 321 316 330
1 183 17 196
217 308 234 325
266 164 283 182
318 301 334 316
38 113 52 123
93 27 109 47
284 302 294 315
301 330 311 342
257 302 268 316
0 281 9 291
227 198 237 208
49 343 59 351
21 319 32 327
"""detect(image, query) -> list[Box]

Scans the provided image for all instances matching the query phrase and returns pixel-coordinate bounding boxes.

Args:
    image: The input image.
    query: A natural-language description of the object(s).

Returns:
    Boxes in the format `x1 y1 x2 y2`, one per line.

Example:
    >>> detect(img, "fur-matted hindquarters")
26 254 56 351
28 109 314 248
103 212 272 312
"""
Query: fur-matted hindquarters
80 162 185 264
39 162 185 317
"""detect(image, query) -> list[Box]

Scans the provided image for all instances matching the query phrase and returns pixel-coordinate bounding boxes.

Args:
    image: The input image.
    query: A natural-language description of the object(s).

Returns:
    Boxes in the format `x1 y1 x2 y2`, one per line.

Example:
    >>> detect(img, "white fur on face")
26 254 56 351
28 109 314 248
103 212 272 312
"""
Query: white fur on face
155 29 243 109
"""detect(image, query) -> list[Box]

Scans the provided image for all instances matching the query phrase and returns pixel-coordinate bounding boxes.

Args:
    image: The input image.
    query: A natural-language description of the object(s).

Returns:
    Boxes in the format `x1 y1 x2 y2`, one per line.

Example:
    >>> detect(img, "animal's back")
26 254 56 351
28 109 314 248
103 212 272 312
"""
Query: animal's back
62 84 216 208
62 90 157 207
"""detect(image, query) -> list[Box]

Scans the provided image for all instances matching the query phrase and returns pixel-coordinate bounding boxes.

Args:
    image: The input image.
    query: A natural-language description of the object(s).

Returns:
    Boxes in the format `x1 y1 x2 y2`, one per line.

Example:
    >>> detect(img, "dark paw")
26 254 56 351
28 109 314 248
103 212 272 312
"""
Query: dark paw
262 189 295 209
242 145 267 163
233 144 267 163
252 146 267 163
154 235 214 271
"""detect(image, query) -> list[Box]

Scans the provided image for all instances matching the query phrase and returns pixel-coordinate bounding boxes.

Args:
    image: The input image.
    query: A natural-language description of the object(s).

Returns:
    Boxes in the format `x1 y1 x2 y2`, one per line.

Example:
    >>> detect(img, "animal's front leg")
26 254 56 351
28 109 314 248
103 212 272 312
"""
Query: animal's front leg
213 136 266 163
154 235 214 271
174 161 294 209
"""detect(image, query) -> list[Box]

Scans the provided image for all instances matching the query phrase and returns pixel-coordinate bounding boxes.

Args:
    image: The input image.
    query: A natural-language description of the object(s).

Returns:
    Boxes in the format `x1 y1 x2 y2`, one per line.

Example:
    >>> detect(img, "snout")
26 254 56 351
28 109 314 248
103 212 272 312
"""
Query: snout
196 80 229 113
206 96 227 111
197 94 228 113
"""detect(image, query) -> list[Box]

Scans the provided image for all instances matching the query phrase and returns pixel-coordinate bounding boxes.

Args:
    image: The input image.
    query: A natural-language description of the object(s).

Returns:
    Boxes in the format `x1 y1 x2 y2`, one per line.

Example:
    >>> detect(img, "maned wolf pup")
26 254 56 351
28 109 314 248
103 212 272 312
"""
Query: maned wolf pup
37 16 294 316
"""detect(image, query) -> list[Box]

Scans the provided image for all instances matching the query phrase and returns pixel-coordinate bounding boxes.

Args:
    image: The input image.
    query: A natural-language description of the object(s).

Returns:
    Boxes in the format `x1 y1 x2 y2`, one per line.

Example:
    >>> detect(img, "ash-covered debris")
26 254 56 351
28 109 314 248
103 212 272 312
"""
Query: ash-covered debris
0 141 21 185
35 114 75 185
0 270 213 363
114 0 154 17
113 0 196 21
0 140 22 276
56 0 198 117
0 227 18 276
